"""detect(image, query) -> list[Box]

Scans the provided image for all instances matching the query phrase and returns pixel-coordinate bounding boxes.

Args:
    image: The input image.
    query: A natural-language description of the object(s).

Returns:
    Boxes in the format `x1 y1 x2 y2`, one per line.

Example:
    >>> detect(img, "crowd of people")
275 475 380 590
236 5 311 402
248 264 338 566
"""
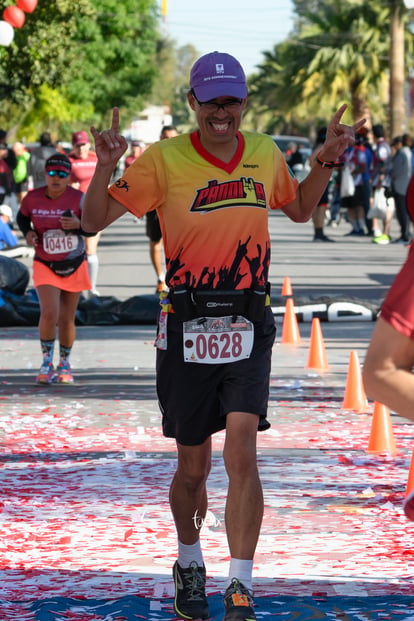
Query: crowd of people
286 124 414 244
330 125 411 244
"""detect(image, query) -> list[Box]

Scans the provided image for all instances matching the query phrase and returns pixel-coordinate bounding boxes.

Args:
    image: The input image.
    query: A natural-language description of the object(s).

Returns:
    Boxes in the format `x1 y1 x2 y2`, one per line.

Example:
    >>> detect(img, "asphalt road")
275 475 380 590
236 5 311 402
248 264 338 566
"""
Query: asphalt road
15 205 406 304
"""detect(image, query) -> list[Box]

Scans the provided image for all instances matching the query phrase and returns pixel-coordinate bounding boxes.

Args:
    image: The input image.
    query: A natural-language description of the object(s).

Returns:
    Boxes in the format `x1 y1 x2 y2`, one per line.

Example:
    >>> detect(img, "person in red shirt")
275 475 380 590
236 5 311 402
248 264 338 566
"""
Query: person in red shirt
124 139 146 170
69 130 100 296
363 176 414 520
16 153 94 384
0 142 13 204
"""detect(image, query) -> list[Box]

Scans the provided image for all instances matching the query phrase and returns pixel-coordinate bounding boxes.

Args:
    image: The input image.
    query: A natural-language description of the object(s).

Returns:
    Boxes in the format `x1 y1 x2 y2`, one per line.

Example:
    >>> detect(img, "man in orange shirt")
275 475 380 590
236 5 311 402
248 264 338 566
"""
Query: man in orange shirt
82 52 364 621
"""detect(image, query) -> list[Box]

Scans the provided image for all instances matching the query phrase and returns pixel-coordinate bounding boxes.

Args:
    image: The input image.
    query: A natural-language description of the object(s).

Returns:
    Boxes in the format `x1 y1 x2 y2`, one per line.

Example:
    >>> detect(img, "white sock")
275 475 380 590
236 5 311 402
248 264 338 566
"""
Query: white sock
87 254 99 290
177 540 204 568
226 558 253 593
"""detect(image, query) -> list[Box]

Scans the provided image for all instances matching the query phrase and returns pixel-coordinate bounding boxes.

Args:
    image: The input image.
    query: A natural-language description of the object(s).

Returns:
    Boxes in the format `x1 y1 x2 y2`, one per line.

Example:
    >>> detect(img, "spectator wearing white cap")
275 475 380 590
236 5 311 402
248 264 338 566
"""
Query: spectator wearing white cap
0 204 18 249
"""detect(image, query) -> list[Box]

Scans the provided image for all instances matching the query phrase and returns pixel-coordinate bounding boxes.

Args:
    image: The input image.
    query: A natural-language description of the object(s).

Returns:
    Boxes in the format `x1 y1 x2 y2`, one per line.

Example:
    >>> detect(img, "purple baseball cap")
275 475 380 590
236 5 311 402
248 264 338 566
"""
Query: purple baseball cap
190 51 247 101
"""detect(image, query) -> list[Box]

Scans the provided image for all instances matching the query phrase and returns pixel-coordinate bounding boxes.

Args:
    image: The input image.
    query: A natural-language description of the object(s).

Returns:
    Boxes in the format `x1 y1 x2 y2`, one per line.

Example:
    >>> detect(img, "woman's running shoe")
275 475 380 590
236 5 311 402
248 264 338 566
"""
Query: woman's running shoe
36 362 55 384
56 361 74 384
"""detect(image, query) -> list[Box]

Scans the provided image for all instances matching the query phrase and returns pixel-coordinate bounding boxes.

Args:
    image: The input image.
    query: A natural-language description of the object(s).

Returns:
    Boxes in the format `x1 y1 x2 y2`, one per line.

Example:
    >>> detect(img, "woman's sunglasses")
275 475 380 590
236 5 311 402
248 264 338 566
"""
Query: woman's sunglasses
46 170 70 178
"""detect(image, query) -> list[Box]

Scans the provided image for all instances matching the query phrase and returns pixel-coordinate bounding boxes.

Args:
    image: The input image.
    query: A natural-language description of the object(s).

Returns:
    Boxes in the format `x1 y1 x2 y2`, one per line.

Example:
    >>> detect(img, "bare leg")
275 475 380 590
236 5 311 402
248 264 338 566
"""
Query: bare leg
170 438 212 545
37 285 60 341
58 290 81 347
223 412 263 559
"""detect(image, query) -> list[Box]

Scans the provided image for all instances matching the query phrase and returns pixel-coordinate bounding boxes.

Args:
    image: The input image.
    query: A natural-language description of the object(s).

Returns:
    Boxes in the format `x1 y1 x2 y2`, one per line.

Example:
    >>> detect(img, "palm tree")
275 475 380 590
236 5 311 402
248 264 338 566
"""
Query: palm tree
249 0 413 134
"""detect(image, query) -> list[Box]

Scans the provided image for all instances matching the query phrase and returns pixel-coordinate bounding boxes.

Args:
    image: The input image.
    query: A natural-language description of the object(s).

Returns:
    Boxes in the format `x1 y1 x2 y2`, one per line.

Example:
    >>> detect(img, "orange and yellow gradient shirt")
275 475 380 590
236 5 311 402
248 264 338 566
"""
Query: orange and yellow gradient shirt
109 131 298 291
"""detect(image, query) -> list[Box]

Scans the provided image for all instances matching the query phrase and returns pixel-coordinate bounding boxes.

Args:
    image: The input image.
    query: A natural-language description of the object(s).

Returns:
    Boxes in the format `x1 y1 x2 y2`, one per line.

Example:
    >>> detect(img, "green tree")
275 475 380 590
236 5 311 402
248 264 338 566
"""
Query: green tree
0 0 161 138
0 0 92 132
68 0 159 125
249 0 413 134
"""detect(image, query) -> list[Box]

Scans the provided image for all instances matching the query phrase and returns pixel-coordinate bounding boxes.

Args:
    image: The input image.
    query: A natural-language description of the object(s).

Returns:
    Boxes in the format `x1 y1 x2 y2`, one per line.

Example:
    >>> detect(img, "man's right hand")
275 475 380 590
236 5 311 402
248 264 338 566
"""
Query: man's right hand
90 107 128 167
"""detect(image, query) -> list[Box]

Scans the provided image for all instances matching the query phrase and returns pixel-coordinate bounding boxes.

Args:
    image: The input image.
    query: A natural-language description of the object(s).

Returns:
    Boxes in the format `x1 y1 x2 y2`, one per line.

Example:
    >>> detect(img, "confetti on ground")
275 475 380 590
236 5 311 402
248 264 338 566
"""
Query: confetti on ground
1 333 414 619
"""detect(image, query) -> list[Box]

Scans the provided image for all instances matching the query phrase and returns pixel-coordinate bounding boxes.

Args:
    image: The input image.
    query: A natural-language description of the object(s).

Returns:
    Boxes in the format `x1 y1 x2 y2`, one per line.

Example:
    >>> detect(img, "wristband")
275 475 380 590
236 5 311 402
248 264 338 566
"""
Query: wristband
316 154 344 169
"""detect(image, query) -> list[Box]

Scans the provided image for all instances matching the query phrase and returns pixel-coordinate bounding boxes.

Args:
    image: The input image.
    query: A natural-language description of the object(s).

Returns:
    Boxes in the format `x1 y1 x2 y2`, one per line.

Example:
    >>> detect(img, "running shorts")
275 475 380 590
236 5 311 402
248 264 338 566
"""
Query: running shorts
33 258 91 292
145 210 162 243
380 241 414 340
156 306 276 446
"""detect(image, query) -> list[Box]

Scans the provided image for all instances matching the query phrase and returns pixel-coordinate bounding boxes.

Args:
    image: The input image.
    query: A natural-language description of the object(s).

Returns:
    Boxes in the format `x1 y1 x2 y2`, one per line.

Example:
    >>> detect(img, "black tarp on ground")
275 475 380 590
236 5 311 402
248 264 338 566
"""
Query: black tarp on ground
0 256 29 296
0 287 380 327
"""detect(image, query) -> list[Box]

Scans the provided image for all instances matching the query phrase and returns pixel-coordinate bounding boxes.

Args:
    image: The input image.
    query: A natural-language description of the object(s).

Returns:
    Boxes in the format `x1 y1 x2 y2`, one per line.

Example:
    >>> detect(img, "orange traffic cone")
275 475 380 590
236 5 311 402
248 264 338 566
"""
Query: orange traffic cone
281 276 293 297
341 350 370 412
367 401 397 454
405 448 414 495
281 297 301 345
305 317 328 372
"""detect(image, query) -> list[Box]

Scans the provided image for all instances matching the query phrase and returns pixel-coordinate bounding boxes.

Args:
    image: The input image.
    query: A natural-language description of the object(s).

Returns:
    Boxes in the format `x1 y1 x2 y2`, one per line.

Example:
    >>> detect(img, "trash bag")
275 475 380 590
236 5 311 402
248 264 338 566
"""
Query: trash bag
0 255 29 295
2 289 40 325
119 294 159 325
0 291 30 326
76 295 122 325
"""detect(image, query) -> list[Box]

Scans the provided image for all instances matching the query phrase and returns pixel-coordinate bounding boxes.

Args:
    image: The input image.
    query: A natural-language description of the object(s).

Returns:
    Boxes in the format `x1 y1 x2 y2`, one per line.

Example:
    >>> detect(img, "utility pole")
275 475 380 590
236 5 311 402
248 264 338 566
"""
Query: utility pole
389 0 406 136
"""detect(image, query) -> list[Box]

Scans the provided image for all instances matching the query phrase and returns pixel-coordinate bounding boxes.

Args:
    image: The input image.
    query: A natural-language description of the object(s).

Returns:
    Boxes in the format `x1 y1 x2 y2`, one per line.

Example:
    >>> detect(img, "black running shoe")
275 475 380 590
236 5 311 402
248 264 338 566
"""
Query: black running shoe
223 578 256 621
173 561 209 620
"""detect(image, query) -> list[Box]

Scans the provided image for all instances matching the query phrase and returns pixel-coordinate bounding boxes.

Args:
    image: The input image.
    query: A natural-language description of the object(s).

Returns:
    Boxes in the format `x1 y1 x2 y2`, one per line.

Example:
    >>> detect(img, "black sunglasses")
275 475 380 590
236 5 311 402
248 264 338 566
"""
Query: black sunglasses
191 90 243 113
47 170 70 178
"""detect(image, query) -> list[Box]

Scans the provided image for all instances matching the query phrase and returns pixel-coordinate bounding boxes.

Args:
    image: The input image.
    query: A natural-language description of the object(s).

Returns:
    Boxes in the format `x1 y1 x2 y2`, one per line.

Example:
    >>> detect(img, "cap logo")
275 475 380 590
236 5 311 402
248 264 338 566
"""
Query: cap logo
216 63 224 74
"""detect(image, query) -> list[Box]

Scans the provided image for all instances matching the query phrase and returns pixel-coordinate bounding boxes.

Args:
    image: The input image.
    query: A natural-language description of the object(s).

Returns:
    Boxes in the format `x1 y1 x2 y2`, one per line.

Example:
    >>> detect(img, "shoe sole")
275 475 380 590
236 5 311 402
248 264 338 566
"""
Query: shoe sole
36 374 56 384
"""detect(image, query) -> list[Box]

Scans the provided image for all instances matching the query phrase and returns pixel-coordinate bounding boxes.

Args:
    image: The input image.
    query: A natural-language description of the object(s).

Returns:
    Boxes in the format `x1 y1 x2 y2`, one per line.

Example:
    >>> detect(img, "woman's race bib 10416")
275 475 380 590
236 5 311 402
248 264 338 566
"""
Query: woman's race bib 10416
43 229 79 254
183 315 254 364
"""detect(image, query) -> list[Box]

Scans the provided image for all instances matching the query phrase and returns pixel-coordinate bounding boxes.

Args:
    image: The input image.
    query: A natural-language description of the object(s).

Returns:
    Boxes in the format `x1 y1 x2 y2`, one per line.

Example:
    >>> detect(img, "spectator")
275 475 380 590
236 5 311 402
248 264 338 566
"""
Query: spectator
0 129 17 172
371 123 392 244
0 204 18 249
0 143 13 205
124 139 146 170
69 130 100 296
343 133 369 236
12 141 30 205
28 132 56 189
390 135 412 244
286 141 304 173
402 133 414 174
310 127 335 242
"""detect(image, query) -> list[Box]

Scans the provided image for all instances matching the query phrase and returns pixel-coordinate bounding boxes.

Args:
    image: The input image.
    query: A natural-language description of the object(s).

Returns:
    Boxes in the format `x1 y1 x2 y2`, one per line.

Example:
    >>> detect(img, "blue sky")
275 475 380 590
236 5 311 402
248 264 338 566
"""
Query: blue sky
161 0 295 77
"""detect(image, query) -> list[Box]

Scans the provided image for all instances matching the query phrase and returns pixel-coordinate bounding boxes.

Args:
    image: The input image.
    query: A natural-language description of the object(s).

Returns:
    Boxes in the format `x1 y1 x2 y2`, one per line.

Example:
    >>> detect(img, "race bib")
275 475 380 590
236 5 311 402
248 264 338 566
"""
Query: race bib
183 315 254 364
43 229 79 255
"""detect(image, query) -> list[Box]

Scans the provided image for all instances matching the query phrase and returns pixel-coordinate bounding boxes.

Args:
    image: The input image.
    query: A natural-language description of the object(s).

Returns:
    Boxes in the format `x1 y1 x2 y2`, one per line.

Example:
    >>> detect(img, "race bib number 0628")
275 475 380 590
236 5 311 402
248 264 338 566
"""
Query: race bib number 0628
183 315 254 364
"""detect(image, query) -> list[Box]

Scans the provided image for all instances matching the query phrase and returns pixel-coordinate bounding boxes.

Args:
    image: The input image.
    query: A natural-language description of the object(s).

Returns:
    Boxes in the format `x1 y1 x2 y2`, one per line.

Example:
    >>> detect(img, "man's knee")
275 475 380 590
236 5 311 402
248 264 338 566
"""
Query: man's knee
224 413 259 478
176 445 212 491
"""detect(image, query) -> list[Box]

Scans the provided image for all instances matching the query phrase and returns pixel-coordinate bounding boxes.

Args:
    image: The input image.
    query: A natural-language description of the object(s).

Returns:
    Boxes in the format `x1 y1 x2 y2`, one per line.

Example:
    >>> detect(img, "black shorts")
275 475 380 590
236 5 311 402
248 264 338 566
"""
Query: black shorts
156 307 276 446
145 210 162 243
